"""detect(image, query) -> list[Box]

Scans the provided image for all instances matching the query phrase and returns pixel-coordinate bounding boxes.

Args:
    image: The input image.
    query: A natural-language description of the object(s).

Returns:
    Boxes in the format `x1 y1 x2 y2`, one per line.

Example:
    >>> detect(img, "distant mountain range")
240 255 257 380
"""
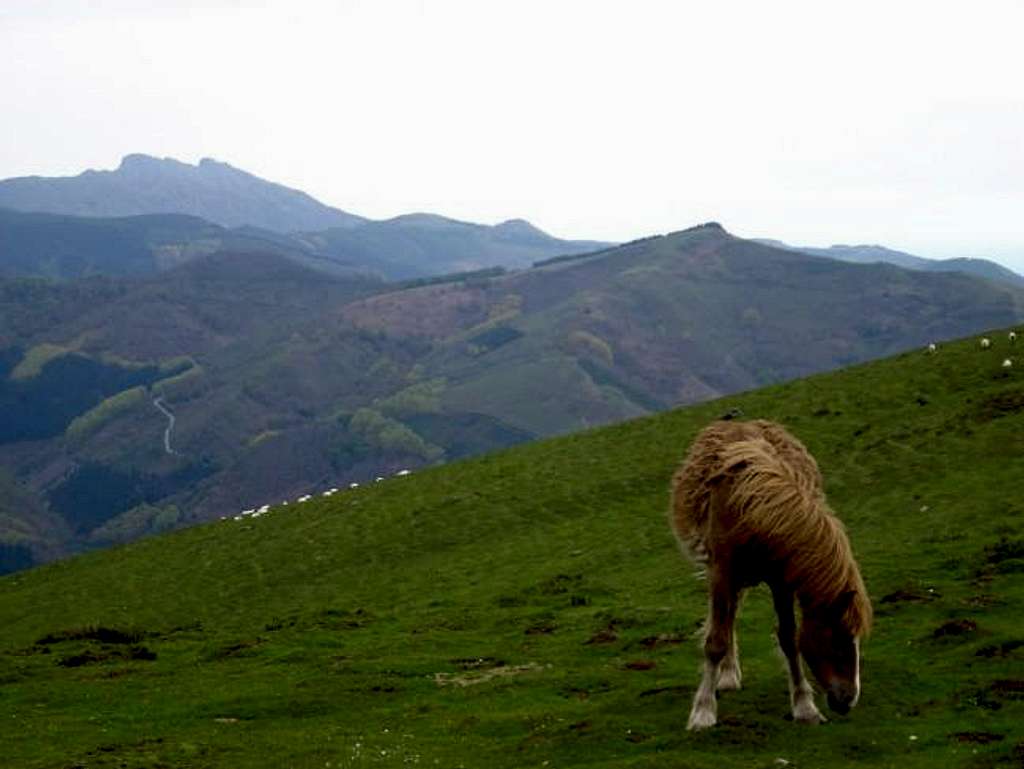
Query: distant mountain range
3 155 1020 284
4 222 1023 571
756 239 1024 288
0 156 611 279
0 153 366 232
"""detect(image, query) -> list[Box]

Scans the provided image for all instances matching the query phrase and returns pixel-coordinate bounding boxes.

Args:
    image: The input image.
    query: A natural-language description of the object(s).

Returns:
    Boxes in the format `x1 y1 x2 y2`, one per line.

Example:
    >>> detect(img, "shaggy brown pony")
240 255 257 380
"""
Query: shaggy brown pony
669 419 872 730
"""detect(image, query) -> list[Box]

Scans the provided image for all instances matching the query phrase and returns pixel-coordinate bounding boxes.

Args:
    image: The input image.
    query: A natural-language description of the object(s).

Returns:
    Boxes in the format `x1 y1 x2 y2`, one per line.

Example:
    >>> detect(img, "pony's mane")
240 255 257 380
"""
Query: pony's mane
671 420 872 637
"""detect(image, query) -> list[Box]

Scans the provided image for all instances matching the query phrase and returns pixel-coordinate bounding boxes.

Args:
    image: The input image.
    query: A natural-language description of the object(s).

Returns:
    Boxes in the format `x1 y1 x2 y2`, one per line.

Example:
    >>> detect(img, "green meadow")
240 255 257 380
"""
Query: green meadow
1 330 1022 768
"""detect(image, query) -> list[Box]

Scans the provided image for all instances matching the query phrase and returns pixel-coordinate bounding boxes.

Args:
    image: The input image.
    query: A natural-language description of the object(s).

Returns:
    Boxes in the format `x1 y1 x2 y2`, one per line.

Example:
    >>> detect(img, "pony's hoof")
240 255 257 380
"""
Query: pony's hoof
716 669 742 691
687 707 717 730
793 707 827 725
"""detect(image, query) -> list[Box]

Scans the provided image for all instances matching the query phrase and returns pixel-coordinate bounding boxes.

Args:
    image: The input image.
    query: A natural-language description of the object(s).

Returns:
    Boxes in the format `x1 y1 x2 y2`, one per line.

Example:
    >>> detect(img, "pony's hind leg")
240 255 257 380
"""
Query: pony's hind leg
771 583 825 725
688 575 739 730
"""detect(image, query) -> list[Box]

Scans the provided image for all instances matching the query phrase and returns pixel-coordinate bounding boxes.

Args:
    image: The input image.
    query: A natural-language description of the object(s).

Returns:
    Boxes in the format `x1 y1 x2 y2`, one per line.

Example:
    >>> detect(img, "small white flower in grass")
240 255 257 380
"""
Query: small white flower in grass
1003 358 1013 369
909 735 918 741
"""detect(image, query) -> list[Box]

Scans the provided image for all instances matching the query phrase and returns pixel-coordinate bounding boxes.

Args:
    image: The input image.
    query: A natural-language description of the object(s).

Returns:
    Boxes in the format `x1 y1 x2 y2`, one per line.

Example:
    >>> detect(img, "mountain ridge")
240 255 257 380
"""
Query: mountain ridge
756 238 1024 288
0 154 367 233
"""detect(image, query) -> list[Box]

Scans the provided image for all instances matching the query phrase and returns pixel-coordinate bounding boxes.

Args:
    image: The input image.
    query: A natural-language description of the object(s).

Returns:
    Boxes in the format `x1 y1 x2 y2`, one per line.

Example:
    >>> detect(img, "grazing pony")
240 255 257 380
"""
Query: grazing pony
669 419 872 730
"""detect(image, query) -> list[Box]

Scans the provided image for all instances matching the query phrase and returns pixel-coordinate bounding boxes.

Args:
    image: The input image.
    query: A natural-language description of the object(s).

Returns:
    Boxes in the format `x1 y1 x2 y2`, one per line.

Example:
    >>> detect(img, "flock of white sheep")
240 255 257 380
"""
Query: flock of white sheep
927 329 1017 369
226 468 413 522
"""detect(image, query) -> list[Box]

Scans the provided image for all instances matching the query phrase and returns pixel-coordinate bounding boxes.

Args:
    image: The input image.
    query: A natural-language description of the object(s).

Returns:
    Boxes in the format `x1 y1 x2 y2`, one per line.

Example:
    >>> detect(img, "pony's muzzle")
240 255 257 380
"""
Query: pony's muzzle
827 684 858 715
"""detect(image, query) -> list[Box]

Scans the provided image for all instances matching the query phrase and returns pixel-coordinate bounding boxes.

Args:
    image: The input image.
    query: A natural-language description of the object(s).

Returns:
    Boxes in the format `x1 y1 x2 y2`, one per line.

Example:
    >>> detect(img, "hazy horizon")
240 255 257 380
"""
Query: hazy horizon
3 1 1022 269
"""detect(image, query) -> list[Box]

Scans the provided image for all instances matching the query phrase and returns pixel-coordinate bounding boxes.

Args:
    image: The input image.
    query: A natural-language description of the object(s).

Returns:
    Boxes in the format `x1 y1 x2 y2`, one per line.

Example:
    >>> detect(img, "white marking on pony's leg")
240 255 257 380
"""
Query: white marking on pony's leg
689 573 738 730
790 676 826 724
771 582 824 724
717 630 742 691
688 658 719 730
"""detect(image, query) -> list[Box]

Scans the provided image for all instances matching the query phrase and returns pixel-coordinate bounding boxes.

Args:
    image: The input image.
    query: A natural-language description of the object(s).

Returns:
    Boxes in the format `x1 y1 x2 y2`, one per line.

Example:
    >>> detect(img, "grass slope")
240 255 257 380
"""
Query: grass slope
1 332 1024 768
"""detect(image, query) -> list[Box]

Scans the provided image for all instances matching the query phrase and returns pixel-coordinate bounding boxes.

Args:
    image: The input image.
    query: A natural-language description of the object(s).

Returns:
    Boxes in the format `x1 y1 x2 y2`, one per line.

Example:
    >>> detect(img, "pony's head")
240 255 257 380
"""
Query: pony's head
799 590 867 714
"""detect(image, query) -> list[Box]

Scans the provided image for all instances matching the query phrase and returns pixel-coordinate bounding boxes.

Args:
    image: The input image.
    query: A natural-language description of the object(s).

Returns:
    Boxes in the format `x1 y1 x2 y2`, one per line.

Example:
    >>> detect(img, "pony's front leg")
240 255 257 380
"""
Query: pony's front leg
717 628 742 691
688 580 738 730
771 583 825 725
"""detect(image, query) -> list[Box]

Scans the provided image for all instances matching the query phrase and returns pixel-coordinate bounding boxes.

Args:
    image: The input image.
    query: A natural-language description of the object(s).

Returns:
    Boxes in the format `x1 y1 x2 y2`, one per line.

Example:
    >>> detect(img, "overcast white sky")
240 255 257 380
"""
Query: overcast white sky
2 1 1023 268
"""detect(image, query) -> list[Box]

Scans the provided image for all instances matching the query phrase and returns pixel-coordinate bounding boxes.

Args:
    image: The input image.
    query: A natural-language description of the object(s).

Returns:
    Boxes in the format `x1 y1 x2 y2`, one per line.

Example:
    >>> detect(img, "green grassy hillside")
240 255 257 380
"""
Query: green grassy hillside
2 330 1023 767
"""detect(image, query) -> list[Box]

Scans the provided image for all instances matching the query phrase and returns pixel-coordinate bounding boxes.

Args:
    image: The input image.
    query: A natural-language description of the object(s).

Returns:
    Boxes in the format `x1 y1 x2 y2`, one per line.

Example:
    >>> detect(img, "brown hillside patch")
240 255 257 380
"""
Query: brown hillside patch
340 284 489 338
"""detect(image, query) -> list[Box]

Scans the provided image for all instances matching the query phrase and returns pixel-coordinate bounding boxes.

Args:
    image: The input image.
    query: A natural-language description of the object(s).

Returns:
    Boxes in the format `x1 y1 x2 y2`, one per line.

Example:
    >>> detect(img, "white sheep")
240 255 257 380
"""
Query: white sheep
349 482 359 489
927 343 937 353
297 494 312 503
1010 331 1018 342
980 337 991 349
257 504 270 514
396 469 411 477
375 476 384 483
1003 358 1013 369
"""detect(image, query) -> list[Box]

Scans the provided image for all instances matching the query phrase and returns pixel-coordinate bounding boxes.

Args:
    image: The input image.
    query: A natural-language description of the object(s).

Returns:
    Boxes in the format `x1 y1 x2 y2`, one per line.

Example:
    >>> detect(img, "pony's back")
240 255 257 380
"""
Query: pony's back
669 419 823 565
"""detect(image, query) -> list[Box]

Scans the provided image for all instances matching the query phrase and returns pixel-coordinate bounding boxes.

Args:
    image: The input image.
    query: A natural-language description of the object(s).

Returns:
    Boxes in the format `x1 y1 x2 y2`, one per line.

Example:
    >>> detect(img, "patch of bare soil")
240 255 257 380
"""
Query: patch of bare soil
639 685 687 698
585 626 619 645
434 662 546 687
637 632 686 650
881 588 938 604
932 619 978 639
624 660 656 671
974 390 1024 422
975 639 1024 658
990 679 1024 699
950 731 1004 744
